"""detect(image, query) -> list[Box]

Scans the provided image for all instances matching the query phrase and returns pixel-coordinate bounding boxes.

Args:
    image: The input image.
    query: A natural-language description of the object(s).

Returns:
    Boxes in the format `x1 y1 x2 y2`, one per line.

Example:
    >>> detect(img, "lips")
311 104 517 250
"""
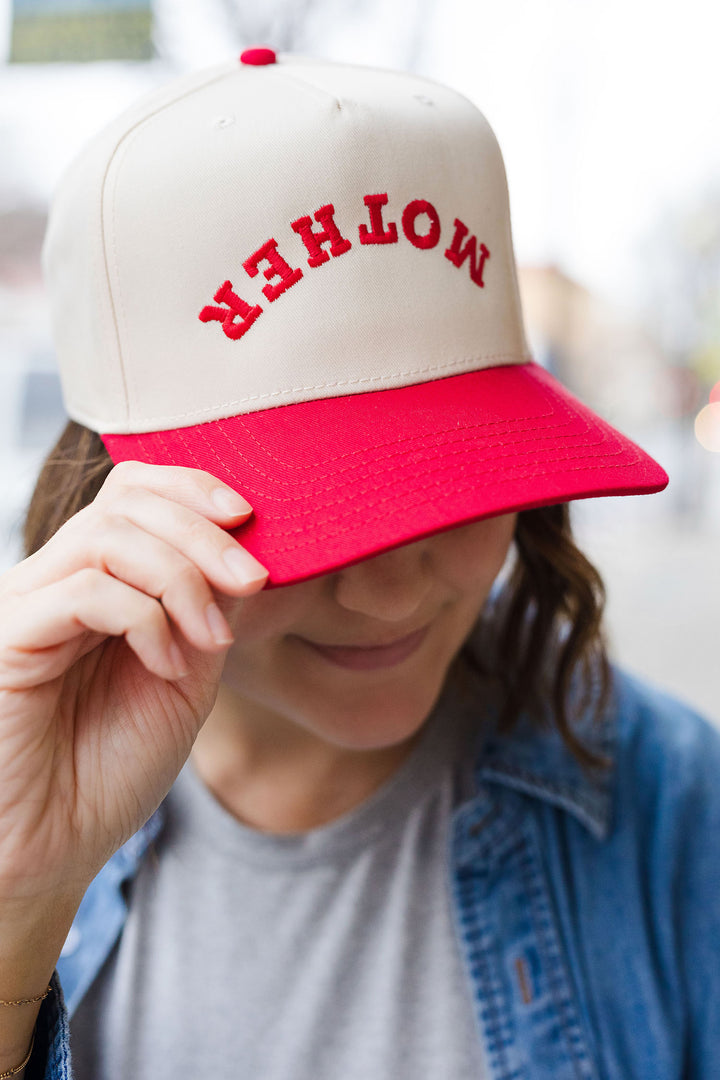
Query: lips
300 625 429 671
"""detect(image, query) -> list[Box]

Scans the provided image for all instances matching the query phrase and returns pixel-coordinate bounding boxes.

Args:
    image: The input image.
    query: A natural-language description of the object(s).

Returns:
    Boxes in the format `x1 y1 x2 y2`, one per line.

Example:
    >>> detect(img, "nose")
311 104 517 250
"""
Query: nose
332 541 433 623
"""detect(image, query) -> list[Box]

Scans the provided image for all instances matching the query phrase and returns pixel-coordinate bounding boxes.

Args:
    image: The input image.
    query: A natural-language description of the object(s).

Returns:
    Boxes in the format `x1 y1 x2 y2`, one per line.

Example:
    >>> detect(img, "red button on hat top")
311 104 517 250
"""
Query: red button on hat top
240 47 277 66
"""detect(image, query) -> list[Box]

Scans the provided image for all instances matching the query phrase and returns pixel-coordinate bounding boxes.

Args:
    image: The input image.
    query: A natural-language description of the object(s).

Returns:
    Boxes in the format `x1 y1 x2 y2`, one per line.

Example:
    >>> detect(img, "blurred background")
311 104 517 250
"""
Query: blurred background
1 0 718 719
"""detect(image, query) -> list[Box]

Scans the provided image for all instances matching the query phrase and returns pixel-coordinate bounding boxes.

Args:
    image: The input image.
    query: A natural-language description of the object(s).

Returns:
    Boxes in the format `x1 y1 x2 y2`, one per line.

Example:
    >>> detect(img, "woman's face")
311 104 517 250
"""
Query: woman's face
216 514 517 753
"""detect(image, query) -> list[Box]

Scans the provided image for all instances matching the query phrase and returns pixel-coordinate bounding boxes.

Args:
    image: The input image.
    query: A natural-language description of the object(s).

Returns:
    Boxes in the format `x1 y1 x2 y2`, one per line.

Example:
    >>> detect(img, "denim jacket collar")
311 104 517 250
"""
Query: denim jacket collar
470 683 617 842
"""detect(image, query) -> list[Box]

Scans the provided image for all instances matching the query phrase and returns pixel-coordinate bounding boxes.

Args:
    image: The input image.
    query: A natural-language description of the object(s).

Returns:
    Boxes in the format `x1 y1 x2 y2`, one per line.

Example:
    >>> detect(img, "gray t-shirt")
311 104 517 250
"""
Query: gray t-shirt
70 688 488 1079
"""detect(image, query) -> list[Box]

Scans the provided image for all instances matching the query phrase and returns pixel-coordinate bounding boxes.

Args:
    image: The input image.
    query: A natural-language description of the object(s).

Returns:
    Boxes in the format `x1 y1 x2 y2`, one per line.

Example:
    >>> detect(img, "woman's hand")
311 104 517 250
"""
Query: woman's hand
0 461 268 904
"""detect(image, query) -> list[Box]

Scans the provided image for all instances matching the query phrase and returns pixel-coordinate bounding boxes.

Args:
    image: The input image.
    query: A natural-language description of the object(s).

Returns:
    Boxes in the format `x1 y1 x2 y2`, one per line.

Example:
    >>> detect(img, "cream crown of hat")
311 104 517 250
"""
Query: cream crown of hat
43 50 528 433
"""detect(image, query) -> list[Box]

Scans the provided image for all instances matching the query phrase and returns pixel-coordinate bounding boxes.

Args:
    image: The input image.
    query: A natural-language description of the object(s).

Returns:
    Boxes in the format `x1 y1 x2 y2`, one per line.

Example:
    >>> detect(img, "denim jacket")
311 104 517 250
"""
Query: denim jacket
33 669 720 1079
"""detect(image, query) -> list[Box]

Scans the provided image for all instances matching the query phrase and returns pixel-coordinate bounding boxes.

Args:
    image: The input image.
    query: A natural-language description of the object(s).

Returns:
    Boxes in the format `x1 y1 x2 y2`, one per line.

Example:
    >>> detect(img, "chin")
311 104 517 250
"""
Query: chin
302 675 446 752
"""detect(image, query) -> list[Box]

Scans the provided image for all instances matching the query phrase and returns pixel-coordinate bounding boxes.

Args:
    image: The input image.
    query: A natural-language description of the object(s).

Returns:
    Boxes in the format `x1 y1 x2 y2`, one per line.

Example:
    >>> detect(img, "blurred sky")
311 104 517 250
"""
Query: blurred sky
438 0 720 311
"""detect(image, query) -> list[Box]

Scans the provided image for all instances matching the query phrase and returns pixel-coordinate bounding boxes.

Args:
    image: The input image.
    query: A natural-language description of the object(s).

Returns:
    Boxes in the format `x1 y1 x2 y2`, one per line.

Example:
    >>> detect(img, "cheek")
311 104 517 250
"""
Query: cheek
434 514 516 595
221 579 324 668
219 599 302 708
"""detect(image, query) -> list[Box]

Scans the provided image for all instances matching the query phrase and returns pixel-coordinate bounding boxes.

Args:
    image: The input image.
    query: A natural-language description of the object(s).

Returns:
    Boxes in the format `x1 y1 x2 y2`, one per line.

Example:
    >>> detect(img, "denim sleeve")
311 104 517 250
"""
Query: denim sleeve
627 677 720 1075
673 709 720 1076
26 972 72 1080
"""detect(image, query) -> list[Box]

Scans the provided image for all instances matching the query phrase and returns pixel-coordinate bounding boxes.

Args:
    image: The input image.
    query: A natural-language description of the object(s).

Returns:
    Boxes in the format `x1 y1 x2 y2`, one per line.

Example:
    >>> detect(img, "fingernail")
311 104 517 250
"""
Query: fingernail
211 488 253 517
205 602 234 646
168 642 190 678
223 545 269 586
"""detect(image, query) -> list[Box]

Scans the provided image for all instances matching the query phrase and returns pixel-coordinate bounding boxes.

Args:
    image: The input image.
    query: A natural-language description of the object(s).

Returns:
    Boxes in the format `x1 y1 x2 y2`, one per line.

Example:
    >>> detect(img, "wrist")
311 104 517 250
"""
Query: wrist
0 1028 36 1079
0 978 53 1080
0 1003 43 1079
0 891 81 1011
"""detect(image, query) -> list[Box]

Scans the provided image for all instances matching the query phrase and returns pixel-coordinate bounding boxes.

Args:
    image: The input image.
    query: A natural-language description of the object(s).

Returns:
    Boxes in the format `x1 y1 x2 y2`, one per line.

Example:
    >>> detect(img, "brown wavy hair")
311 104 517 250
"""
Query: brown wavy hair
24 420 611 772
458 504 611 770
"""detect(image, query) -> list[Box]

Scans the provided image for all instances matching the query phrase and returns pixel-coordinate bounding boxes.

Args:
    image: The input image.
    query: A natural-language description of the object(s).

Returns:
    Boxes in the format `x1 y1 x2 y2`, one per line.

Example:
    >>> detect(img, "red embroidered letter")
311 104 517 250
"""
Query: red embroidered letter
199 280 263 340
444 218 490 287
291 204 352 267
401 199 441 250
243 238 303 302
358 193 398 245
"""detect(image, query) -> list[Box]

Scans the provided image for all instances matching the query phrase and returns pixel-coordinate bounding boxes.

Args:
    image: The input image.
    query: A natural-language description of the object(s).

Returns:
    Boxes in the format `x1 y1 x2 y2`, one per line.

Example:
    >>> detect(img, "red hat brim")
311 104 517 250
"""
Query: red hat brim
102 362 668 587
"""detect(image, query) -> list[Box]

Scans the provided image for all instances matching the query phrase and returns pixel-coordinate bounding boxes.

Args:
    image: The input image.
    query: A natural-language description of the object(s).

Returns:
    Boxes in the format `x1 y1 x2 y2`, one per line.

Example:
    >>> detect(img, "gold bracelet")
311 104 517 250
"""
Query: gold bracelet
0 987 51 1008
0 1031 35 1078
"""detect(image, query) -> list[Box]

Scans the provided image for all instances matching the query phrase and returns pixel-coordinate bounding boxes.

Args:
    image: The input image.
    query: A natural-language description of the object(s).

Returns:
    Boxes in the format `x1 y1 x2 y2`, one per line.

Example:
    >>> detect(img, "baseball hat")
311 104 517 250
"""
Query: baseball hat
42 49 668 586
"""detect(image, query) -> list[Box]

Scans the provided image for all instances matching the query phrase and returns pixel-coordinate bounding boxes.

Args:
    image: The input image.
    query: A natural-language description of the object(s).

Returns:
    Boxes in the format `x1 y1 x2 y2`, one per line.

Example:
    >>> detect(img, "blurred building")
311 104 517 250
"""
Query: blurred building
1 0 157 562
10 0 153 63
518 264 668 429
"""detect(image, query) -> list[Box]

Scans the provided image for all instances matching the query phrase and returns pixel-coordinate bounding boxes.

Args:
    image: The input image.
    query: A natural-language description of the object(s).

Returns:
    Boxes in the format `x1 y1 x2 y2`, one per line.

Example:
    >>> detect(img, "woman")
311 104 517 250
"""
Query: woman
0 50 717 1079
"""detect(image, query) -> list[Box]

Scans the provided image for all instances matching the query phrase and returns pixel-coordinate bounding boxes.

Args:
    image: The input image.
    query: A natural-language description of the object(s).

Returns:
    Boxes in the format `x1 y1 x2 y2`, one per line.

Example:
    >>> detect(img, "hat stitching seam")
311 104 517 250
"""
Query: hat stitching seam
100 136 130 425
174 427 215 476
210 376 615 484
128 428 154 462
107 354 530 429
227 381 582 471
235 439 631 516
91 164 122 426
268 67 343 111
98 66 235 427
182 416 626 512
177 383 589 490
106 134 135 425
213 415 591 485
258 450 645 552
152 427 178 467
138 394 623 505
